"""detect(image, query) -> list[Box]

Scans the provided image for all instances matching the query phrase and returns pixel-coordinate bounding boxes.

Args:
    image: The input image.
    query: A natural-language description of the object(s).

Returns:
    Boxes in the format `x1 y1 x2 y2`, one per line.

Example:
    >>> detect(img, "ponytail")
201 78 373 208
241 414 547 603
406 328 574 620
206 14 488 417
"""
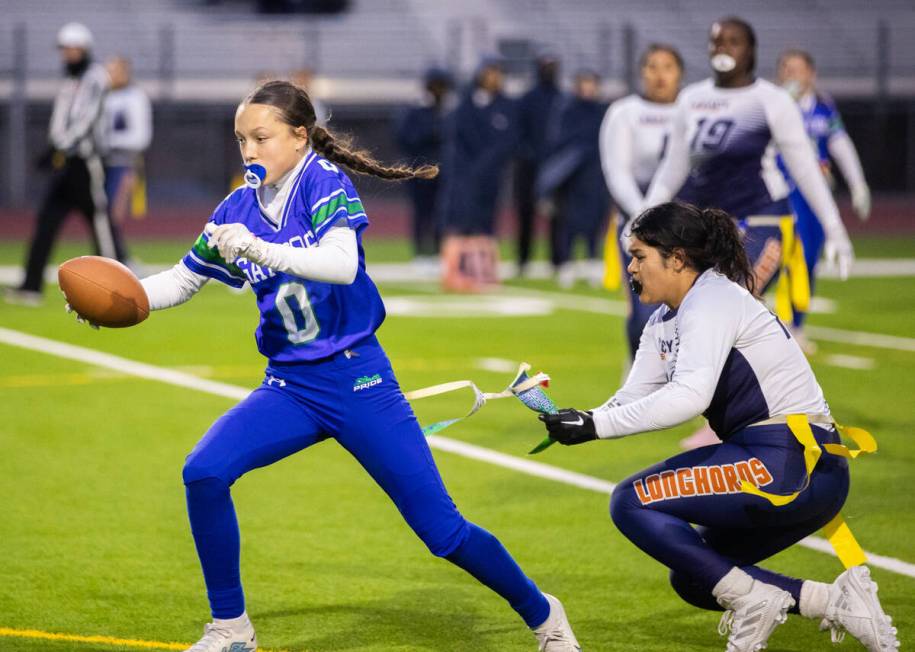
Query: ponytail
630 201 756 294
243 80 438 182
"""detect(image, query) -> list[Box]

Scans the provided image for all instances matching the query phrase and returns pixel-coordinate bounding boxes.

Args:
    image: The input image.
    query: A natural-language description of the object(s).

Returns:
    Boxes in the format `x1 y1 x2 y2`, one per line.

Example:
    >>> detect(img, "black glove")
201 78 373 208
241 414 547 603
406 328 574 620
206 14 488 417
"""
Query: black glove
34 146 63 171
538 408 598 446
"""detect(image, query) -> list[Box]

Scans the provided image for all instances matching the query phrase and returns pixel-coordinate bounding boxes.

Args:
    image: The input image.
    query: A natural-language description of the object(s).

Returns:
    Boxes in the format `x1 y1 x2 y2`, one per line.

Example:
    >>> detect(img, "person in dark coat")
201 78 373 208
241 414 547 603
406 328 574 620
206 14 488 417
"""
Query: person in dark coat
439 57 517 290
538 70 610 287
395 67 453 262
514 54 562 277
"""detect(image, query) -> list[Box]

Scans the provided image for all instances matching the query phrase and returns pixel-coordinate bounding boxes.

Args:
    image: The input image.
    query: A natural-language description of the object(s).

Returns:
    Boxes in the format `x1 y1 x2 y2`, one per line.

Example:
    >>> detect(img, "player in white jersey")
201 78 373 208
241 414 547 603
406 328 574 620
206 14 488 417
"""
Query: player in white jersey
599 44 682 359
643 18 854 294
539 202 898 652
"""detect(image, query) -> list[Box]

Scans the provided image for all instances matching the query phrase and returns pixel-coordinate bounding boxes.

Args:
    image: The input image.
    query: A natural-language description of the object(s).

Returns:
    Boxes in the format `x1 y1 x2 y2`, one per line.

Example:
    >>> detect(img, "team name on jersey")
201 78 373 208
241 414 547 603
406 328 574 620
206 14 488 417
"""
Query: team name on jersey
235 232 319 285
690 99 729 111
633 458 774 505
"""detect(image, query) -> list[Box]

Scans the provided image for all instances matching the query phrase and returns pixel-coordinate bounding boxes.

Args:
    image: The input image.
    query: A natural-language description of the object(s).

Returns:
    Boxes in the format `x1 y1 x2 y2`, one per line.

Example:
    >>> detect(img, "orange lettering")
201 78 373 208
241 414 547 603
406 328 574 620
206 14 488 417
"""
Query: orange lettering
735 461 754 484
660 470 679 499
750 458 773 486
694 466 711 495
646 474 663 501
709 466 726 493
722 464 741 492
677 468 695 496
633 479 653 505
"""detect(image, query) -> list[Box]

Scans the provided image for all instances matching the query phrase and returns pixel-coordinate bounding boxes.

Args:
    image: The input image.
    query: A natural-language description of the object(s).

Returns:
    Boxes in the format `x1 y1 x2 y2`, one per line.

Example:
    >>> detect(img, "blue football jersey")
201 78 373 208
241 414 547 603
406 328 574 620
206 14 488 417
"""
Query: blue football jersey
182 151 386 362
778 91 845 189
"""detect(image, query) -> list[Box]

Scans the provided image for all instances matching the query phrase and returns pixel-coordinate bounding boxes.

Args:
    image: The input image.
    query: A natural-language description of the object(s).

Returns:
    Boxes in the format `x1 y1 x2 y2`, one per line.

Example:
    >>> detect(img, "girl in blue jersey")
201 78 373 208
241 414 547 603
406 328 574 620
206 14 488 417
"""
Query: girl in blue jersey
539 202 897 652
114 81 580 652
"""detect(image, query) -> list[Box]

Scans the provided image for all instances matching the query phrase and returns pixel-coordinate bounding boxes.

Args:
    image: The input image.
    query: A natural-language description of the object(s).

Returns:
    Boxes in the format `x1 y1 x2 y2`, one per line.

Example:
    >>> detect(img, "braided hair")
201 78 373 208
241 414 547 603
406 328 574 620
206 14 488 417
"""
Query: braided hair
630 201 756 295
244 80 438 181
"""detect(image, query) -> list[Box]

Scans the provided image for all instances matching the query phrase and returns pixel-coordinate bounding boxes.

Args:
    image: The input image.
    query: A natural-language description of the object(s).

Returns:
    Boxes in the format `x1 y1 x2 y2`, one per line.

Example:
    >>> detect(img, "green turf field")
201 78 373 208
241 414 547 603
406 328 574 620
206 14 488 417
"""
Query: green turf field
1 235 913 651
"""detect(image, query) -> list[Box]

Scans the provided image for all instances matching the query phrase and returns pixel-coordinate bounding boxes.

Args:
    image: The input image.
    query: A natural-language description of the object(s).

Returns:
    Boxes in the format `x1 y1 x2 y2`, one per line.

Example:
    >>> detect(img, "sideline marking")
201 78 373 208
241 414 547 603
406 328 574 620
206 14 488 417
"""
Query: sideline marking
1 325 913 582
0 627 290 651
821 353 876 370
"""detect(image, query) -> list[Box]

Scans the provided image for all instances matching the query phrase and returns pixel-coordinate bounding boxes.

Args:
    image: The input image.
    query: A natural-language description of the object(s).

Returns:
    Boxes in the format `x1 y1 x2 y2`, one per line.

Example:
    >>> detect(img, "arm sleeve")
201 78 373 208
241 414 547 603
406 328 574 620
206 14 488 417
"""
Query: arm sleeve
600 102 644 217
50 66 109 152
591 290 741 439
248 224 358 285
827 132 868 194
643 98 691 209
107 89 153 152
768 92 848 241
140 261 208 311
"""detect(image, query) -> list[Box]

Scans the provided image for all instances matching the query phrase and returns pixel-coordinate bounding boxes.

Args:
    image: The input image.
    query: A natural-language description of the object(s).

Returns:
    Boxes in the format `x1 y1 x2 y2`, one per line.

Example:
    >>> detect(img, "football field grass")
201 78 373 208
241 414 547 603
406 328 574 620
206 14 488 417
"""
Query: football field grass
1 235 913 651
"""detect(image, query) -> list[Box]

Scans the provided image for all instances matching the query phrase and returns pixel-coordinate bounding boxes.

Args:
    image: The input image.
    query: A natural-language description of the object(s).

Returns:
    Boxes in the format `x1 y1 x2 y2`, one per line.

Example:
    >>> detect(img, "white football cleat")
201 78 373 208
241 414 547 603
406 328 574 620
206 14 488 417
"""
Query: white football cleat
717 580 794 652
820 565 899 651
532 593 581 651
184 612 258 652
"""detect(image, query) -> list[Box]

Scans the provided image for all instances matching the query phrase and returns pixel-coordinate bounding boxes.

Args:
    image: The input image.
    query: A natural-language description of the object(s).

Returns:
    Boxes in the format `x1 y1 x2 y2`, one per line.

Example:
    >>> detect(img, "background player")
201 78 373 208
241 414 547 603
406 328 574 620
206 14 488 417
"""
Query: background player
99 80 580 652
539 201 898 652
599 43 683 358
777 48 872 349
643 17 854 293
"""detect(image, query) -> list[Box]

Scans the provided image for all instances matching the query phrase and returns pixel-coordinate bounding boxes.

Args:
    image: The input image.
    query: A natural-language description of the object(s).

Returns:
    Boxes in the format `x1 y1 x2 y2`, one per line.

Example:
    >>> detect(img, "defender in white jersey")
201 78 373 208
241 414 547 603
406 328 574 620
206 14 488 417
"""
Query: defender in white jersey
643 18 854 293
599 43 682 359
540 203 898 652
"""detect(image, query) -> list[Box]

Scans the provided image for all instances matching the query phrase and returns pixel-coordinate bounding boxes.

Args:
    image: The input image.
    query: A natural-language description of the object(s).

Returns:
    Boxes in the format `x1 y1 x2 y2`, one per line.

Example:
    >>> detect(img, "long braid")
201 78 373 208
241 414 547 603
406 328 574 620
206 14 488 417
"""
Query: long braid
244 79 438 182
310 125 438 181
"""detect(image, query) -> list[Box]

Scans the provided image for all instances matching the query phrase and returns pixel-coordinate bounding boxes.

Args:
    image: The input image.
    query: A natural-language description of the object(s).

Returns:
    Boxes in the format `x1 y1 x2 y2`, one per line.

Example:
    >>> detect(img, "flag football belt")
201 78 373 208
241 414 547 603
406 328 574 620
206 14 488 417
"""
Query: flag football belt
404 363 557 436
741 413 878 568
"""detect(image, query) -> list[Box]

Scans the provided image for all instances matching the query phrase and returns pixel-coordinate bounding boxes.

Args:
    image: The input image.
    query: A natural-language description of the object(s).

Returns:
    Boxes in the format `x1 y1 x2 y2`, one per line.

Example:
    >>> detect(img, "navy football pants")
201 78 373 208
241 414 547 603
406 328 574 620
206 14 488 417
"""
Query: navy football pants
610 425 849 611
182 337 549 627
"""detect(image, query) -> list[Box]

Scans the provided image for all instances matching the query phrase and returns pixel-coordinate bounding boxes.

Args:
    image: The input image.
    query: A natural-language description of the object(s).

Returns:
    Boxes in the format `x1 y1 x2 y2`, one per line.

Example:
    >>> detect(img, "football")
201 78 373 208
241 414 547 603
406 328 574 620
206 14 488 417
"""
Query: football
58 256 149 328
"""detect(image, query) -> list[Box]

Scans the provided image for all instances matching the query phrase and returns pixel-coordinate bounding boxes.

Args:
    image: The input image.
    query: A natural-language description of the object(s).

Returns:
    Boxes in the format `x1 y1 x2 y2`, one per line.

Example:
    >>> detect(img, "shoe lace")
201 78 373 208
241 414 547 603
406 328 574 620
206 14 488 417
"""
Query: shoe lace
536 627 578 652
717 610 734 637
186 623 233 652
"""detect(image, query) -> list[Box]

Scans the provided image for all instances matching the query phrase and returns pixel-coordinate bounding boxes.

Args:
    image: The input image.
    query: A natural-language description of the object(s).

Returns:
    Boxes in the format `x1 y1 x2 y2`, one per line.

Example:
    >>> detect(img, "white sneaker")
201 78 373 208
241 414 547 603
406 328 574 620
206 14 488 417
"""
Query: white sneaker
185 612 258 652
717 580 794 652
532 593 581 651
820 565 899 651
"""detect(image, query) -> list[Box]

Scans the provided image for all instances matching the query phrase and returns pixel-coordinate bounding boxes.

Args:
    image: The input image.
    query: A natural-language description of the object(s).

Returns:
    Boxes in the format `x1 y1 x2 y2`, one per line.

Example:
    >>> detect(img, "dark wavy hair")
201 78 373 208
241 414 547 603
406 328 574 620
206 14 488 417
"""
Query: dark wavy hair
715 16 757 73
630 201 756 295
244 80 437 181
639 43 684 72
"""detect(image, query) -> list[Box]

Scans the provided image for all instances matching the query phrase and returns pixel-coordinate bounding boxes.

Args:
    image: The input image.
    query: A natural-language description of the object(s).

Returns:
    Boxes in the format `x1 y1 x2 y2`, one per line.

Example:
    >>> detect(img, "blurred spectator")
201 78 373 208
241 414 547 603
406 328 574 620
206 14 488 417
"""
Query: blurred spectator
538 70 610 288
395 67 453 264
103 55 152 225
439 57 517 291
6 22 128 306
291 67 328 126
514 53 562 277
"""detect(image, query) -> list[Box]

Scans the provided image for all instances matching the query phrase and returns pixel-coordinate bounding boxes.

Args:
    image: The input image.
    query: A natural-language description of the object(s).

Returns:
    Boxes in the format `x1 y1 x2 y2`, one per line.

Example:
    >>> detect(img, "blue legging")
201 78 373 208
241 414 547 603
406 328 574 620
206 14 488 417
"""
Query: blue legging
182 338 549 627
609 424 849 611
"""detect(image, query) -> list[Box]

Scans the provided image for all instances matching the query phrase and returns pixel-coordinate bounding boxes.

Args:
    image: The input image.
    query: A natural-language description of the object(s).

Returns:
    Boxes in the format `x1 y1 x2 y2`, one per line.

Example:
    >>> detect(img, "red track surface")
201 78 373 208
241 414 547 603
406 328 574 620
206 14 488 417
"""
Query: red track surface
0 196 911 241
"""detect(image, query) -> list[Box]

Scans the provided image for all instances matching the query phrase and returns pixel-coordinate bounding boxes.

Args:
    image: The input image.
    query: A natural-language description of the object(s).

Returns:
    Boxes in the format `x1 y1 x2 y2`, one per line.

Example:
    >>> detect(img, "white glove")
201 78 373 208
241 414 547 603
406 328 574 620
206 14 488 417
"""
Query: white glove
205 222 258 264
65 302 99 329
851 185 871 222
823 233 854 281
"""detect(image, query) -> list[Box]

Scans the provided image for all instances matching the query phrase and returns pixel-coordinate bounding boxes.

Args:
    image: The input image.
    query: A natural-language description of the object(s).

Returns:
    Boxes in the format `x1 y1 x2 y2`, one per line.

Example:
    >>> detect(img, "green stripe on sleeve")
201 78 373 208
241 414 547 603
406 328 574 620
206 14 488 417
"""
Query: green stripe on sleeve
311 194 364 229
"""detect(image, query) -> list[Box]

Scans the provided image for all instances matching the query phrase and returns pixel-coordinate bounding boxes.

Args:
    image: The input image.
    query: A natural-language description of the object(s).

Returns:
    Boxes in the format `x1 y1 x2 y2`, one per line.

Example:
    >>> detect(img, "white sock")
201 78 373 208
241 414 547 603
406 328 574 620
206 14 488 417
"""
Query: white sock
799 580 831 619
213 612 250 630
712 567 755 606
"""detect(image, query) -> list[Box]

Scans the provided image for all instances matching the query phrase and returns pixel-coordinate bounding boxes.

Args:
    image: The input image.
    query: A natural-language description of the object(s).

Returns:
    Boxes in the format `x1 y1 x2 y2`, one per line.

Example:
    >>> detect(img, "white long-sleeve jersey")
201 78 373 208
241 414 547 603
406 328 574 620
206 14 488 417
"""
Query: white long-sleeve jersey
599 94 677 218
103 84 153 166
644 78 848 242
592 269 829 440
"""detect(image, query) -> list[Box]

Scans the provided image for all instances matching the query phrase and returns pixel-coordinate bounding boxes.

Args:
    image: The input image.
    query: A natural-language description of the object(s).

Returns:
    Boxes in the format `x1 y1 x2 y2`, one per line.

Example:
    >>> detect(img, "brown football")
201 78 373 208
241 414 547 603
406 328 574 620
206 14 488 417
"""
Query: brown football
58 256 149 328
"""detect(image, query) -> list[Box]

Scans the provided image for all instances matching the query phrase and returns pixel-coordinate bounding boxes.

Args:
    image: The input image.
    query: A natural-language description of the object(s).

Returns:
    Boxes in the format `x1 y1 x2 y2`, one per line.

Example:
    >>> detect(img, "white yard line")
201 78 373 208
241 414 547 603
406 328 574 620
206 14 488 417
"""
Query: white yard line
820 354 877 370
805 326 915 353
1 325 913 579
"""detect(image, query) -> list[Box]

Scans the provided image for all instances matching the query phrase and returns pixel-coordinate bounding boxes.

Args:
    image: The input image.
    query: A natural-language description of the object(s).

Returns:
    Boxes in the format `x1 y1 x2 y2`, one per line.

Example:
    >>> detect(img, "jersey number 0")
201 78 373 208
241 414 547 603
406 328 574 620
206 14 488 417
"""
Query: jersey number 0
275 282 320 344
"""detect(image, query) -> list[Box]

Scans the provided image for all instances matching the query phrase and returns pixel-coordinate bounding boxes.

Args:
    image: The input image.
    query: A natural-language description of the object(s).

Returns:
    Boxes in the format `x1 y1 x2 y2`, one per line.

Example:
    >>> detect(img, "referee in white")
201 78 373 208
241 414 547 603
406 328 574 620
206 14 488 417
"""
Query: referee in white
7 22 128 306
